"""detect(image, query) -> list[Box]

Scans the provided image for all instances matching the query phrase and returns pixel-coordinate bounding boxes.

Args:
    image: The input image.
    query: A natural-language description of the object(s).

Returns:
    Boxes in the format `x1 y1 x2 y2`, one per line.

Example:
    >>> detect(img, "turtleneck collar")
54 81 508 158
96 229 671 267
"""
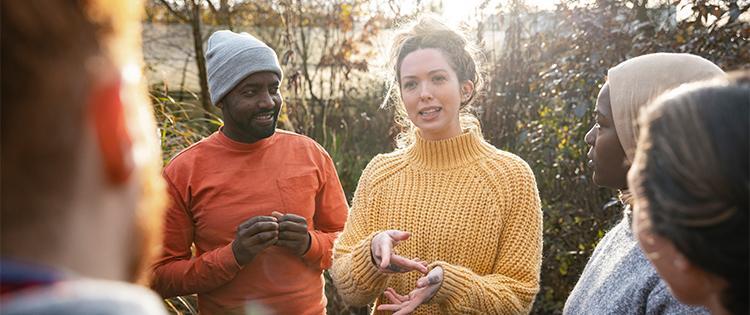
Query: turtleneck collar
404 129 495 170
215 127 277 151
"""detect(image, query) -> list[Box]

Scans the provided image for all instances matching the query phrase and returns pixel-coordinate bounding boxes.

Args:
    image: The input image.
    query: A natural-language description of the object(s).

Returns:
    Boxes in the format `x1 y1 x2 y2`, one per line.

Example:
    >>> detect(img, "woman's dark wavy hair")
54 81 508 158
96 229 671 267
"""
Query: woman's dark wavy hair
631 71 749 315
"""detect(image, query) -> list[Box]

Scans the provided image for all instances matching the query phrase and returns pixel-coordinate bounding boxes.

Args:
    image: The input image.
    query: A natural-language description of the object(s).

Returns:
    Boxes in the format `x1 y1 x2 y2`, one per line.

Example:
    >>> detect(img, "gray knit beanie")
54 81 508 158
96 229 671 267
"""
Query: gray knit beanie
205 30 283 105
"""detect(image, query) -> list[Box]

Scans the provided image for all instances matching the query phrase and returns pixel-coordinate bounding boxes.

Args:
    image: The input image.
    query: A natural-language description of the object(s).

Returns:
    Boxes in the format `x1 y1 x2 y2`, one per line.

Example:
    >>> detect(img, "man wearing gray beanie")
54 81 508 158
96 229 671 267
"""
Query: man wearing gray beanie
151 30 349 315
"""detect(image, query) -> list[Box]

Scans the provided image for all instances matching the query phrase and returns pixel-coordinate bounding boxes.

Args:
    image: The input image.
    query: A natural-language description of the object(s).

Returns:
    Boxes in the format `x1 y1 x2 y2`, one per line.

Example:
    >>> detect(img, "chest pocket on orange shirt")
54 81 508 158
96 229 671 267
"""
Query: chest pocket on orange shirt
276 173 319 219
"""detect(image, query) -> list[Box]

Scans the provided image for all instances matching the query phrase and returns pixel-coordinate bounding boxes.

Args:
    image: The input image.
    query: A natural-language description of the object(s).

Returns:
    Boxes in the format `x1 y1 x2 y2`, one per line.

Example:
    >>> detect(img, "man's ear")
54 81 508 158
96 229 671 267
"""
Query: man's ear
88 77 133 185
216 101 223 109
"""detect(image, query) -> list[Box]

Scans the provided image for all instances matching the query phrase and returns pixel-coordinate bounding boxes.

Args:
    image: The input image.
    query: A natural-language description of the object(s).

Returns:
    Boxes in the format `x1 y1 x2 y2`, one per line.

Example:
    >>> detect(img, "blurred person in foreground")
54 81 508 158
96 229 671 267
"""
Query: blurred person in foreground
630 71 749 315
1 0 168 314
149 30 349 315
329 15 543 314
564 53 723 314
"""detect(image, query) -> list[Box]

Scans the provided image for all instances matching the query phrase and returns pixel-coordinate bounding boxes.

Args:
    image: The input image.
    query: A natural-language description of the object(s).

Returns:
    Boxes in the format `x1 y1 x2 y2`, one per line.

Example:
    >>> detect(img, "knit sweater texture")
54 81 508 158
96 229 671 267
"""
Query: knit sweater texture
330 130 543 314
563 213 709 315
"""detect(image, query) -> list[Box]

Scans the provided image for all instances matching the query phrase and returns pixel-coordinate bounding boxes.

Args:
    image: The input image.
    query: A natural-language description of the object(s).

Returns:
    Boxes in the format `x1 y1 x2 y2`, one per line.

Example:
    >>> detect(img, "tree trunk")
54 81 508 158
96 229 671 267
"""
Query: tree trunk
191 0 212 113
219 0 232 29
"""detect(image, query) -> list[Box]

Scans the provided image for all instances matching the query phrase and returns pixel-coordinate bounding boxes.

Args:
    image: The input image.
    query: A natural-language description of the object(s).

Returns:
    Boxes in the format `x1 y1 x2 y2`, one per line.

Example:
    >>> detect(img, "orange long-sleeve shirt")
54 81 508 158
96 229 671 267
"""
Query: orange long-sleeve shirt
151 129 348 315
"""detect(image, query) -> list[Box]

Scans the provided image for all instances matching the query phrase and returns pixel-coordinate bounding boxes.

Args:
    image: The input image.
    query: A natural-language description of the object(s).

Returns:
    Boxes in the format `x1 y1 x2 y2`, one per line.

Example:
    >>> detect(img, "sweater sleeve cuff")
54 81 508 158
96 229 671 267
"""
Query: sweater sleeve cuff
350 232 389 288
302 230 322 265
427 261 471 306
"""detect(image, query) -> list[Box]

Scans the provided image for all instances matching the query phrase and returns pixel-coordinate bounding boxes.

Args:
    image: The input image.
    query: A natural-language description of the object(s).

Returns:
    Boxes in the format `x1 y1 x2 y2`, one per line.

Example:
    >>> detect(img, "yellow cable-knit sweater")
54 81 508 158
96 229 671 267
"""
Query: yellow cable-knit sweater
330 129 543 314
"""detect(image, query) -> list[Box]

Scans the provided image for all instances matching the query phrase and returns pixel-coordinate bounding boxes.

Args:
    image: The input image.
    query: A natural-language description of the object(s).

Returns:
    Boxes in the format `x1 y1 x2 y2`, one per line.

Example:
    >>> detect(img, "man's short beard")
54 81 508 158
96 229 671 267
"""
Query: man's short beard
249 117 278 140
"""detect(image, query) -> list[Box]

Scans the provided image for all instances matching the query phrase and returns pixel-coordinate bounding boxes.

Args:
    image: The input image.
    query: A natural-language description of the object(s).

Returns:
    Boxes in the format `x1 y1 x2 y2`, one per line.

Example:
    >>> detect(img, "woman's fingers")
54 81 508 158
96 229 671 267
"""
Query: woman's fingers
378 286 434 314
416 275 429 288
376 254 428 274
386 288 409 302
386 230 411 242
378 241 392 269
373 230 428 273
377 268 444 314
418 266 444 288
390 254 429 274
376 303 405 312
383 291 402 305
378 287 410 311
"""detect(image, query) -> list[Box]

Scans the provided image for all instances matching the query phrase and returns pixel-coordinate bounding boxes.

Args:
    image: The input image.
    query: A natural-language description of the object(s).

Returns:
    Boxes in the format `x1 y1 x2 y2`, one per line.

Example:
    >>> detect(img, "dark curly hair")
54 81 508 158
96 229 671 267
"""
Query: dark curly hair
630 71 749 315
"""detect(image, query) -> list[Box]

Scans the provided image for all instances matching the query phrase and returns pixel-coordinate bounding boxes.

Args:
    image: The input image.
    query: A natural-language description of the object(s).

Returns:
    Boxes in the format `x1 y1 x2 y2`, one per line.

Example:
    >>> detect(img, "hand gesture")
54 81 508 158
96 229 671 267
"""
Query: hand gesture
371 230 428 274
377 266 444 315
232 216 279 266
272 211 311 256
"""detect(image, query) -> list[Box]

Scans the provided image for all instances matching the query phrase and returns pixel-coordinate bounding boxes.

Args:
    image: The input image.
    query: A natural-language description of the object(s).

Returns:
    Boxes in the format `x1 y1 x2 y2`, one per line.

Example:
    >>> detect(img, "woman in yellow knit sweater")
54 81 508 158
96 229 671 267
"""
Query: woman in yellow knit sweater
329 16 543 315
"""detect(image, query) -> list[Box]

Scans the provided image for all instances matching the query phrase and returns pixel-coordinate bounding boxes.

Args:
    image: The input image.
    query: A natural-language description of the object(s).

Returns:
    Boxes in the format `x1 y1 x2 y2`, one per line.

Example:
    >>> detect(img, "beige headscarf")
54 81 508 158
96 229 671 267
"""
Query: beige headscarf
608 53 724 163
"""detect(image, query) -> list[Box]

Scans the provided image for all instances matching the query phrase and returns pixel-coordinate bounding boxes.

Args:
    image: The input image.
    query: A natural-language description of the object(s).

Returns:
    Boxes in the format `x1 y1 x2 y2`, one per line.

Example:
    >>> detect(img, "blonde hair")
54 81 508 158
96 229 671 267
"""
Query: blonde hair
381 15 486 148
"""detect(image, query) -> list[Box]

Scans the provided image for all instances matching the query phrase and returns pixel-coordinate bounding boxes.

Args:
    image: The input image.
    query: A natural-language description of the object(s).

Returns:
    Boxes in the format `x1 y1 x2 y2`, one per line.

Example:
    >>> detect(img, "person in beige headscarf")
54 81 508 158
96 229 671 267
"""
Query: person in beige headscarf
563 53 723 315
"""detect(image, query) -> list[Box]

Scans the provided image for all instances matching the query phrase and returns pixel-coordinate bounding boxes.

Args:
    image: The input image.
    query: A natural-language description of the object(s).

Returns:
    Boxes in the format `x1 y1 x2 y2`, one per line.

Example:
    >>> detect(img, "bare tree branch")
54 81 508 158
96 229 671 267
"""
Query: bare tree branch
158 0 189 23
206 0 219 15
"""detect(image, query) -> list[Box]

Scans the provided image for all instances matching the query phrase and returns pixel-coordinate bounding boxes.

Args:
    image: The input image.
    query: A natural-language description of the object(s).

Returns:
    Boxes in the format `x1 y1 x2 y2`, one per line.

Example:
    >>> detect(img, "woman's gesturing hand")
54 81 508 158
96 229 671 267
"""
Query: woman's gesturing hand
377 266 445 314
370 230 428 274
